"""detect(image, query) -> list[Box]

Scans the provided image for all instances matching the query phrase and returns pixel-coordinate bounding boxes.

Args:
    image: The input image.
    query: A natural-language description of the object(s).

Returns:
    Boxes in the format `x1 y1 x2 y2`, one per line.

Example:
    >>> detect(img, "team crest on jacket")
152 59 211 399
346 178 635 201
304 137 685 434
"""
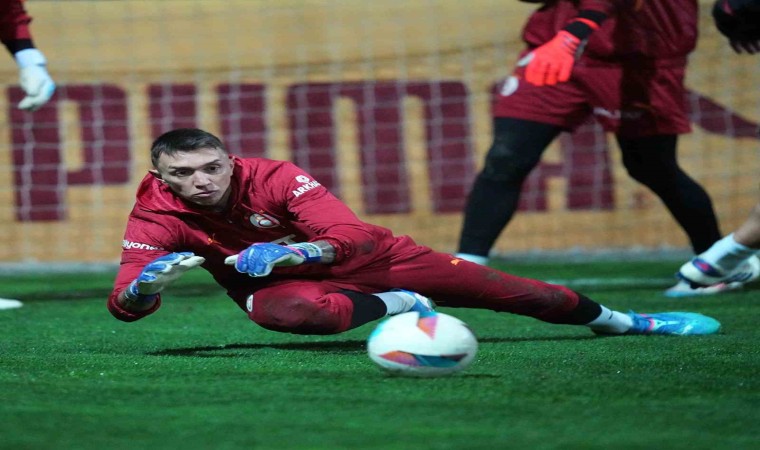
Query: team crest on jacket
249 212 280 228
292 175 321 198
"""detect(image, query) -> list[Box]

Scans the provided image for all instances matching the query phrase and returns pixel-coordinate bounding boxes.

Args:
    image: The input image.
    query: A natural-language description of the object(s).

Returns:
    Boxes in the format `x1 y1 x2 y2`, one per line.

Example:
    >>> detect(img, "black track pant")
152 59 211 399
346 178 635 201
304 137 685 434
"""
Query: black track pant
458 117 721 256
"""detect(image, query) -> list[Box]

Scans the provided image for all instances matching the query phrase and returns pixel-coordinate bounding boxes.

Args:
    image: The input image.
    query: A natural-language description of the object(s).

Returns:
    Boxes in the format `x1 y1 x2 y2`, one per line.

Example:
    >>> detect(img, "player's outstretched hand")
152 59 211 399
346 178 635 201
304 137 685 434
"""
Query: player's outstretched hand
14 49 56 111
225 243 322 277
126 252 205 300
522 30 581 86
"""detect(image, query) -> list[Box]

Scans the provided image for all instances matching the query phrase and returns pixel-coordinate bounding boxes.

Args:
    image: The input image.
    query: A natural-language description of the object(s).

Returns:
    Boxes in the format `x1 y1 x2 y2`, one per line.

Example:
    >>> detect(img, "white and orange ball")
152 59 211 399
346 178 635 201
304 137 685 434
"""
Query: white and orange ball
367 311 478 377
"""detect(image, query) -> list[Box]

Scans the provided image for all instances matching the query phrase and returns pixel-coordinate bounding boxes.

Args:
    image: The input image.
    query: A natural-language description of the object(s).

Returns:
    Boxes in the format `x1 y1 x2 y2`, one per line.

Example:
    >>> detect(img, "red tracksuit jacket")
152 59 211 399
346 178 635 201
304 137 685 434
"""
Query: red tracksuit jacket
108 156 429 321
522 0 698 66
0 0 32 44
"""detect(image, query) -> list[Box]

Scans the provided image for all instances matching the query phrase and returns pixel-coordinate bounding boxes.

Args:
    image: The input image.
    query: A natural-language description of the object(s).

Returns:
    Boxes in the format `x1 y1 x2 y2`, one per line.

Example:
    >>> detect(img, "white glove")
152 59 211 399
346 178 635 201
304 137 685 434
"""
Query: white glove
126 252 206 300
14 48 56 111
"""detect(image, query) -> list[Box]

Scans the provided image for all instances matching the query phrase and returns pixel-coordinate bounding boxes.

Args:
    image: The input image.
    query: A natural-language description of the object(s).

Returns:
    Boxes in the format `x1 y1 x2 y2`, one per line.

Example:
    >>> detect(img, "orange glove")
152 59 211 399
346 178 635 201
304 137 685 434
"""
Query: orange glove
523 30 582 87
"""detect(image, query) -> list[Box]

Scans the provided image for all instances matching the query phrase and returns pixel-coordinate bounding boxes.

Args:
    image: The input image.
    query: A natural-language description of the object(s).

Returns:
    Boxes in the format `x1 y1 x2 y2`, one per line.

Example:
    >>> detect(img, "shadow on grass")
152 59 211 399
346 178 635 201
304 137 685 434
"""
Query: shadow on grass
149 340 367 357
15 283 220 302
148 334 596 358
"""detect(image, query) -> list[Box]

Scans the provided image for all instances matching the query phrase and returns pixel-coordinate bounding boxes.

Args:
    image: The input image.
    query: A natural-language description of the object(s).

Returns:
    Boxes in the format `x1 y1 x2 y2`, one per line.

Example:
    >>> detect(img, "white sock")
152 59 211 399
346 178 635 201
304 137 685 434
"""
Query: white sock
375 291 416 315
455 253 489 265
699 233 758 273
586 305 633 334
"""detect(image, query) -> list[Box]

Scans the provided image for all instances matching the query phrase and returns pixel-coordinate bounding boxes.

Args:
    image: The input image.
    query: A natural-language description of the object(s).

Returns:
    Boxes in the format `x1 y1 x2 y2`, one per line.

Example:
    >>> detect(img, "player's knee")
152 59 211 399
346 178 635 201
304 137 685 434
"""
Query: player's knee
622 156 672 185
480 135 540 183
621 143 680 186
532 285 583 324
623 164 650 184
249 293 342 335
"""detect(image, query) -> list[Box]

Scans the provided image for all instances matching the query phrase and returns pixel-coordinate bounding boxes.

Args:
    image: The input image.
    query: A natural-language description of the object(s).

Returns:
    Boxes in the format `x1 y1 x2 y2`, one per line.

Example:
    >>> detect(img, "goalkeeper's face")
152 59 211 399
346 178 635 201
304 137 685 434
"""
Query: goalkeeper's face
152 147 235 209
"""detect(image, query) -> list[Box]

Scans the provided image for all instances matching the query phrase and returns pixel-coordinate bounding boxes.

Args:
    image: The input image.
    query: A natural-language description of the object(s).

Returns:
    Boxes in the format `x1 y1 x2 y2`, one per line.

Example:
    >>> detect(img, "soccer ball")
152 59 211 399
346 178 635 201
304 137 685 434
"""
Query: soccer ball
367 311 478 377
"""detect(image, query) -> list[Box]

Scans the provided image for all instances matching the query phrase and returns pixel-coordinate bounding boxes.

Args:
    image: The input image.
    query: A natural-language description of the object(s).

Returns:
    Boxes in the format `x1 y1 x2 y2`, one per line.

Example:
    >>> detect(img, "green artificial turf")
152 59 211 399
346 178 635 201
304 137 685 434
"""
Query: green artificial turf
0 261 758 450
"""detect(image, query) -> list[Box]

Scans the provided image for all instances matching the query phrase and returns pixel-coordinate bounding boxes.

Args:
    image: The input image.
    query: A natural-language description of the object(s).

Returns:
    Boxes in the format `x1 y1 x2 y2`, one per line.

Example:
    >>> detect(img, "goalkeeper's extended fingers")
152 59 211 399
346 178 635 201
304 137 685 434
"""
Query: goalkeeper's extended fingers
177 255 205 270
224 244 302 277
136 253 205 294
225 248 275 277
152 253 205 278
142 252 194 277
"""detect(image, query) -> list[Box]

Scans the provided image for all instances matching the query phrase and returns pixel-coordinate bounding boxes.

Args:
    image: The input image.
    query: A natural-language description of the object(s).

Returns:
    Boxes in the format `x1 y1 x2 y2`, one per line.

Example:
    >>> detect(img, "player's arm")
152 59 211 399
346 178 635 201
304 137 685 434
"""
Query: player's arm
108 216 205 321
109 252 205 321
522 3 613 86
223 199 367 278
225 162 377 277
0 0 55 111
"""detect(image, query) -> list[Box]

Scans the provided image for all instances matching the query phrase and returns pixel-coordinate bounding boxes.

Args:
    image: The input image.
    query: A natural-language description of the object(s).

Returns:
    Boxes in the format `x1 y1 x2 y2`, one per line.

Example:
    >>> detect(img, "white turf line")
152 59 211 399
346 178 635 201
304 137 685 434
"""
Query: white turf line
544 278 675 288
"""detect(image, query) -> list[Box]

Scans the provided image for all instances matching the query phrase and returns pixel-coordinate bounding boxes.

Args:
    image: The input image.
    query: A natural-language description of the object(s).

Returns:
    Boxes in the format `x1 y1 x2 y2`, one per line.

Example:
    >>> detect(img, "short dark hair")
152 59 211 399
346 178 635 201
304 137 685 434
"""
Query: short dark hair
150 128 227 167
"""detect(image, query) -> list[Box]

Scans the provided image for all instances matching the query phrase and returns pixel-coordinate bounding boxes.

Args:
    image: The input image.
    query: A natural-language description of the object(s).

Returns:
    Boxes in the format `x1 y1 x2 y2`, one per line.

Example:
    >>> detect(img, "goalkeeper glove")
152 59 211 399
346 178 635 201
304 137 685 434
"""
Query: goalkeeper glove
14 48 56 111
224 242 323 277
522 11 607 86
523 31 582 86
125 252 206 302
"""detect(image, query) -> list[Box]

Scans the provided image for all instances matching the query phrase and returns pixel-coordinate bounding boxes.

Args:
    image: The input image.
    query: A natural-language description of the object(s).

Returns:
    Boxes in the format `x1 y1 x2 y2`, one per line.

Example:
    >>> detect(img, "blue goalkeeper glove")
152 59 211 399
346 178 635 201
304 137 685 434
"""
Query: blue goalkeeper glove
14 48 56 111
125 252 206 301
224 243 323 277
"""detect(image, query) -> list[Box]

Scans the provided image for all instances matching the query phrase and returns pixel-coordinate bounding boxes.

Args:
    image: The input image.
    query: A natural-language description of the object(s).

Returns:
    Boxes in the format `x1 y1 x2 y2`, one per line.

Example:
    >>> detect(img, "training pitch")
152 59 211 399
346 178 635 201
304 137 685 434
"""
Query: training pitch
0 260 757 450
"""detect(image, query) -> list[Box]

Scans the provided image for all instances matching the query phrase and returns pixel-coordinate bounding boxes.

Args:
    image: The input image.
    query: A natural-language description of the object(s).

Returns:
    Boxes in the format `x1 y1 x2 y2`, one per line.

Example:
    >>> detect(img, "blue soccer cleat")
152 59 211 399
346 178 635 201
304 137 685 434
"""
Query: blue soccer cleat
392 289 436 313
625 311 721 336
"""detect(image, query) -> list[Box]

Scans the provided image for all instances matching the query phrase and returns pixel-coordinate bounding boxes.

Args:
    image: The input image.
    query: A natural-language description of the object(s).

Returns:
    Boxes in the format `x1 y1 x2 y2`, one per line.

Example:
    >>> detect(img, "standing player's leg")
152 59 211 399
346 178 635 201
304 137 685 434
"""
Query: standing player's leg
677 201 760 290
457 118 562 264
732 202 760 249
615 134 738 296
616 134 722 254
614 134 735 296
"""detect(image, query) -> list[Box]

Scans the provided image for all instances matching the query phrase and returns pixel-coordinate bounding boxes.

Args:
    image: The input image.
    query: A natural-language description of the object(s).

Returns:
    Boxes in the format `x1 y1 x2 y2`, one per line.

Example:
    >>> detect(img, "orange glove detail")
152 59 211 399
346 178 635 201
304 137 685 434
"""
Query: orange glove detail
523 30 582 87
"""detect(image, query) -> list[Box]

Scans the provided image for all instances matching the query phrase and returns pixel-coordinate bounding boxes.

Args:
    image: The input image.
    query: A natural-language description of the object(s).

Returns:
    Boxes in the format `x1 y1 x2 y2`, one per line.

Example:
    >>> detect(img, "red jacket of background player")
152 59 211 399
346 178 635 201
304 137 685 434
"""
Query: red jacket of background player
0 0 32 43
521 0 698 66
108 156 423 320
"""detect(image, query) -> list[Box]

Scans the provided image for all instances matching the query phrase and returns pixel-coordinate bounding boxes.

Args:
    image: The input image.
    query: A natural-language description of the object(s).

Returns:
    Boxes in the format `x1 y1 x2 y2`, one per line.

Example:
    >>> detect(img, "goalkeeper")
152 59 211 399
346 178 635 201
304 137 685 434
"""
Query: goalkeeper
673 0 760 293
0 0 55 111
455 0 725 297
108 128 720 337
